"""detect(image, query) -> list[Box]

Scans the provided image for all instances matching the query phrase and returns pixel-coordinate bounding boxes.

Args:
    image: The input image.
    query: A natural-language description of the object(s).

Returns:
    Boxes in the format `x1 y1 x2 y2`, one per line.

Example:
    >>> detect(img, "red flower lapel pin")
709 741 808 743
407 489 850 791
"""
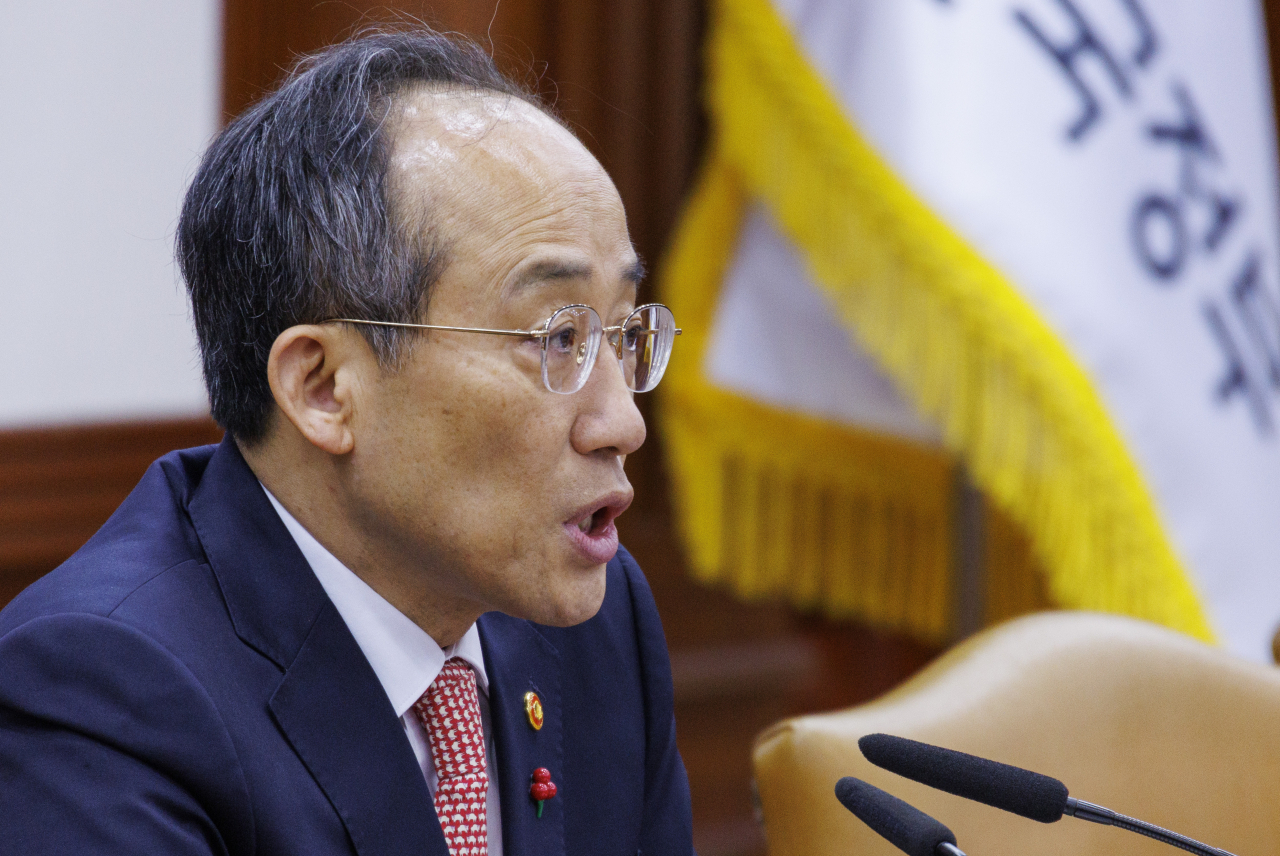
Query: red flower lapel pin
529 767 557 818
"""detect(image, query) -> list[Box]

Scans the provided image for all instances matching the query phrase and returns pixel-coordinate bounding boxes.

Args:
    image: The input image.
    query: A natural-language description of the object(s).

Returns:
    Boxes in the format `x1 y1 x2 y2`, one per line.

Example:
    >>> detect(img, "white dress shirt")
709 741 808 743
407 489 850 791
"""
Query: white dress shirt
263 488 503 854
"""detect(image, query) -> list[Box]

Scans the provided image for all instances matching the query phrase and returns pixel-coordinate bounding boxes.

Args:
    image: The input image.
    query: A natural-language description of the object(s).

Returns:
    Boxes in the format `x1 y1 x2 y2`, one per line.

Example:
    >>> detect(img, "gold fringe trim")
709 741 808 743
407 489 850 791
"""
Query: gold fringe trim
659 157 959 644
672 0 1213 640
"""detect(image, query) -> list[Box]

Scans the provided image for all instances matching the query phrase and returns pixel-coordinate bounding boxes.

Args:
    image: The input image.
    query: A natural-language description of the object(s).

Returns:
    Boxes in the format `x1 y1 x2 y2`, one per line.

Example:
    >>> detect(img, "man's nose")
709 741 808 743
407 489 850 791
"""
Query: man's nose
570 348 646 457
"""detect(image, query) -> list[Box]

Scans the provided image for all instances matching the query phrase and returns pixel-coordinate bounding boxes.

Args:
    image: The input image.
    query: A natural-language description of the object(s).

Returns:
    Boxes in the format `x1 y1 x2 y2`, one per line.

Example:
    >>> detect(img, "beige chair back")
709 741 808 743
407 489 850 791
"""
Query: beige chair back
753 612 1280 856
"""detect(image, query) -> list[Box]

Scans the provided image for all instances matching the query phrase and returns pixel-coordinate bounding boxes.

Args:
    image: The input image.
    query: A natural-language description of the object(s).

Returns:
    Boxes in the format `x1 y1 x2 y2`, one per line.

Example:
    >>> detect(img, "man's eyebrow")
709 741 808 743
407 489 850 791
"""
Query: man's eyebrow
622 258 647 285
510 257 648 291
511 260 594 291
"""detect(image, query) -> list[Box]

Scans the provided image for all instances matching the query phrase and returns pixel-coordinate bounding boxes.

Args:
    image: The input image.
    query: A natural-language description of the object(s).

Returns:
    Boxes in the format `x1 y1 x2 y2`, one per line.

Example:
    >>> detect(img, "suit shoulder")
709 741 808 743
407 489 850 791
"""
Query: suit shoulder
0 610 254 852
0 445 217 631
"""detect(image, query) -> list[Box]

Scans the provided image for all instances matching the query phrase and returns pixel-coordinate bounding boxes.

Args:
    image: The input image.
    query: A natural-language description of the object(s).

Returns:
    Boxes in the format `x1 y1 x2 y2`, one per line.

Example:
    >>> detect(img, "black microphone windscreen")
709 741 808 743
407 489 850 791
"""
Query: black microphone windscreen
835 776 958 856
859 733 1068 823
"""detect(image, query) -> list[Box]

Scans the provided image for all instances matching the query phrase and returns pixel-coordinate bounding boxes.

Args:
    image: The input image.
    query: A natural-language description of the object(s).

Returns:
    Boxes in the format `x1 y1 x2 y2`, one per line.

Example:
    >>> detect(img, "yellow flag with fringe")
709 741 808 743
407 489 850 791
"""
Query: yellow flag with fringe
662 0 1280 658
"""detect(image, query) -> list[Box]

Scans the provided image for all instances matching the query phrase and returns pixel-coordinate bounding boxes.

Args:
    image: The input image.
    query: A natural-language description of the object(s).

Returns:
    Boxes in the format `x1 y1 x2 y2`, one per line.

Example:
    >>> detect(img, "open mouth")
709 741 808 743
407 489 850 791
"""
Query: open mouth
563 492 632 563
575 506 613 536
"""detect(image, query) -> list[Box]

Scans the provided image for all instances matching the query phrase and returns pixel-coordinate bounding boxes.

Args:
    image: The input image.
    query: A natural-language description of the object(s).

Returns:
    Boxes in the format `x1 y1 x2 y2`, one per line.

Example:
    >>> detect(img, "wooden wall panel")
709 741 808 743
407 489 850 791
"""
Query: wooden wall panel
222 0 555 126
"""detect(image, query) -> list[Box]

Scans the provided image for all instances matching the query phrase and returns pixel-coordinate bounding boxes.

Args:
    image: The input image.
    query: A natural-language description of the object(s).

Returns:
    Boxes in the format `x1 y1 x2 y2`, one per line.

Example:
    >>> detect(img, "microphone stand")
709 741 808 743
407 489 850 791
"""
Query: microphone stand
1064 798 1236 856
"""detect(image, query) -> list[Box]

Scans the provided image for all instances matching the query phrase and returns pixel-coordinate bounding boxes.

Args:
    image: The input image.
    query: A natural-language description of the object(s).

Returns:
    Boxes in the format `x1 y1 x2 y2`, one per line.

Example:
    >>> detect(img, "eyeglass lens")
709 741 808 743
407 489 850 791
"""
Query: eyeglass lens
543 305 604 394
622 304 676 393
541 303 677 394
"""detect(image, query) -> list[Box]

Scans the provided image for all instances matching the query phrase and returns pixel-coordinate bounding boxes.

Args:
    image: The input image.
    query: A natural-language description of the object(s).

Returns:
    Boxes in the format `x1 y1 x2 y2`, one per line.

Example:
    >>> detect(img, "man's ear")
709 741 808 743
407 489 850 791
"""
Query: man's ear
266 325 361 455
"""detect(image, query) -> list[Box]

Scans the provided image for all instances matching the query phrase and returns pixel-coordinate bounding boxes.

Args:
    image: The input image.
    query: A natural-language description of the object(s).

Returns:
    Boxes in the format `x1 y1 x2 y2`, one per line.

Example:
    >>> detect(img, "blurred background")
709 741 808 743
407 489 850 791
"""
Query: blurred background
4 2 1280 855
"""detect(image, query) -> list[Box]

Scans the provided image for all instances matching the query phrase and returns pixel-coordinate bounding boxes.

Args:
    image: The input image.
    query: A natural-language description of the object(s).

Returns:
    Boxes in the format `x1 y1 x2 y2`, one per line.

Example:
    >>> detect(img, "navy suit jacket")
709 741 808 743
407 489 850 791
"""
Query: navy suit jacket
0 437 693 855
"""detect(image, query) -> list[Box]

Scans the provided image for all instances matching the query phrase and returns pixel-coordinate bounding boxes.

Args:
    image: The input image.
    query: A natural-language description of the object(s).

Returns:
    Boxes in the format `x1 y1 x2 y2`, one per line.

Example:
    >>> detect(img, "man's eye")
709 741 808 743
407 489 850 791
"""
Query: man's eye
622 324 644 350
549 325 578 352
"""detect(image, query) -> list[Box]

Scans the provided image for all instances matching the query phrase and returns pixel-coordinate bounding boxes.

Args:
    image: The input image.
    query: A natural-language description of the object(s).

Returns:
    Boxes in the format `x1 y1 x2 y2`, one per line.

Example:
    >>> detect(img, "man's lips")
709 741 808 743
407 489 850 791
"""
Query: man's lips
563 491 633 564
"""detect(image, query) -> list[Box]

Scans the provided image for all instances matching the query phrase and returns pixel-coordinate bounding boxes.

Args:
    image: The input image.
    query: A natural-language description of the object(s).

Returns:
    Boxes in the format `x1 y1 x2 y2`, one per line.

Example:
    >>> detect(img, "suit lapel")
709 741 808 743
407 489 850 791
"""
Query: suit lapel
187 437 447 856
269 603 449 856
479 612 565 856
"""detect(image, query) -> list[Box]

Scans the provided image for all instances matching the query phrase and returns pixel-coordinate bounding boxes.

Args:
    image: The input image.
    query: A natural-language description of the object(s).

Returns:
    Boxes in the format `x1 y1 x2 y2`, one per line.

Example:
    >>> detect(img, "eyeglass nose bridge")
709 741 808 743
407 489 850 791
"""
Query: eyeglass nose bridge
567 324 638 397
577 327 627 392
602 325 626 362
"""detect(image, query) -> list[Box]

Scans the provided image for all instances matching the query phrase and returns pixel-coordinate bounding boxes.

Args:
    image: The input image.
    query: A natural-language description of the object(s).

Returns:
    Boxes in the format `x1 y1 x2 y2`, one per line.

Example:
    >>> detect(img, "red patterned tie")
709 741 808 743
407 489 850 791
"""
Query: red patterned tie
412 658 489 856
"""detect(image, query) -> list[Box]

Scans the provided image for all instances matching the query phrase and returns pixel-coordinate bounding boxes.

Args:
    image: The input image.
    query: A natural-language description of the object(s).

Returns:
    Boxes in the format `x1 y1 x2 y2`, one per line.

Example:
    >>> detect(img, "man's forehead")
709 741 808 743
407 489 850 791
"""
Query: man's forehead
389 86 578 170
386 86 606 225
396 86 507 130
385 85 628 272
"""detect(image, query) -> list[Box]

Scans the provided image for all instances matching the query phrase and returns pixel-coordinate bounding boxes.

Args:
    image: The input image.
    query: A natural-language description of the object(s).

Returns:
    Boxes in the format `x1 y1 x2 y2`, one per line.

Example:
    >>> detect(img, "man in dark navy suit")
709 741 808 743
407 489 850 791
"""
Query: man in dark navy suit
0 29 693 856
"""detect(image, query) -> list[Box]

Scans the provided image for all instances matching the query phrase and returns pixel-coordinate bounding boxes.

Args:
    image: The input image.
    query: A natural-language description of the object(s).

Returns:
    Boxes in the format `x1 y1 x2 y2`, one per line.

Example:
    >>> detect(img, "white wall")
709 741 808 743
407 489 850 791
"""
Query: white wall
0 2 221 427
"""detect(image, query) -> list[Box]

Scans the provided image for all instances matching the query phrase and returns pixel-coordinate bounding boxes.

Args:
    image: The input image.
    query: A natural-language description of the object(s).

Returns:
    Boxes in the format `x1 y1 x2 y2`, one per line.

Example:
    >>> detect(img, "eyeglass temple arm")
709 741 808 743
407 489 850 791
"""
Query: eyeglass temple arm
335 318 682 337
600 326 682 360
602 326 683 335
331 318 545 338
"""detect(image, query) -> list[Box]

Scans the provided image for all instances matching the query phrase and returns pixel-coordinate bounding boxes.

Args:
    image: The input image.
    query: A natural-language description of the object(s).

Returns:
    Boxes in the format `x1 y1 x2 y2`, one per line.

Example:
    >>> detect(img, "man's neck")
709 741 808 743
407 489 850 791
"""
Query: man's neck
238 433 483 648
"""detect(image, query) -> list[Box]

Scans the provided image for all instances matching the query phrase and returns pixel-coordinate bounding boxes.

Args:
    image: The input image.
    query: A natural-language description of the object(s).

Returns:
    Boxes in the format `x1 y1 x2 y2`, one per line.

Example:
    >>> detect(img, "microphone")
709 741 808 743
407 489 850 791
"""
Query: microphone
835 776 968 856
859 732 1068 822
859 733 1236 856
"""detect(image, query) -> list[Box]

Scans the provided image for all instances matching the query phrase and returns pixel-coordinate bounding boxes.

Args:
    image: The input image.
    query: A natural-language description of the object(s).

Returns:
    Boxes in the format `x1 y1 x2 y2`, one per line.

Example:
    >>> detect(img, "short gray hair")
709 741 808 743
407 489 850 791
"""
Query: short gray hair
177 29 542 443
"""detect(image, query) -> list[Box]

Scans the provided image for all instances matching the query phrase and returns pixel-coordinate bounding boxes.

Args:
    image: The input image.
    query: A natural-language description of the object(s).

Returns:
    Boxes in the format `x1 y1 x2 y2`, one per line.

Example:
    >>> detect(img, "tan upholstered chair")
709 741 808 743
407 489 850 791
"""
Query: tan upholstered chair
753 612 1280 856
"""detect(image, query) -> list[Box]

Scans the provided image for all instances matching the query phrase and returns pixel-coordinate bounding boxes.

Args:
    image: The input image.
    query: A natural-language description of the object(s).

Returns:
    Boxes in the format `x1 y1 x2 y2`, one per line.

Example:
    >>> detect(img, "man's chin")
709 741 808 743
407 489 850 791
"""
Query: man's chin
520 569 608 627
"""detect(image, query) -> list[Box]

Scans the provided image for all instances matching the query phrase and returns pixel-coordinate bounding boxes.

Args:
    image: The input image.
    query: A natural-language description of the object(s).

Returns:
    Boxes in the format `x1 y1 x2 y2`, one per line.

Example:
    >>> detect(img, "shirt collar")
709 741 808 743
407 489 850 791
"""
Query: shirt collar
261 485 489 717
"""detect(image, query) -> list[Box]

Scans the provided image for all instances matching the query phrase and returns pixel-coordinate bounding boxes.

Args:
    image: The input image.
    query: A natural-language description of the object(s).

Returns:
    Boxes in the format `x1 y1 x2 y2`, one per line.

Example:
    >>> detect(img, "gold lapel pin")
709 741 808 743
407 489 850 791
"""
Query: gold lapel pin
524 690 544 731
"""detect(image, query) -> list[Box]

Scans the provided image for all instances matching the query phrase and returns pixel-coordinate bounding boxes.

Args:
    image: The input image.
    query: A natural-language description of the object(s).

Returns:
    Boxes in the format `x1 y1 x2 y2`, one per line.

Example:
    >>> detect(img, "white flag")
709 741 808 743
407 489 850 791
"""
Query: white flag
662 0 1280 659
